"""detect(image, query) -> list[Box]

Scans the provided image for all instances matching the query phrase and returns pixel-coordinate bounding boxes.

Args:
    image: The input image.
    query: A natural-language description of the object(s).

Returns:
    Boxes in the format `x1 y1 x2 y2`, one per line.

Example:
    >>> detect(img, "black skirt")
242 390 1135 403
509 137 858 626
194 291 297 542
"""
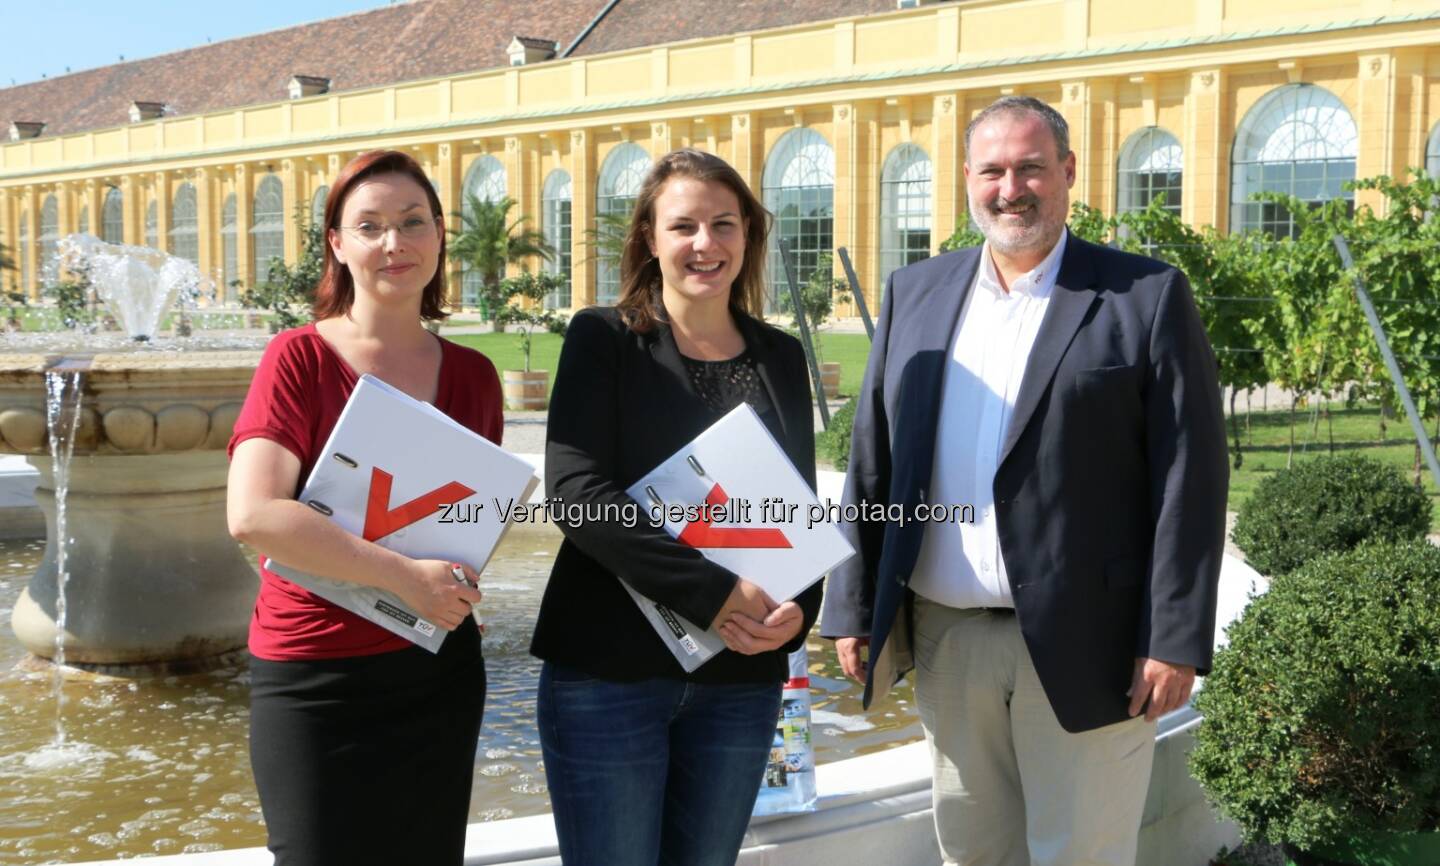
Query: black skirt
248 624 486 866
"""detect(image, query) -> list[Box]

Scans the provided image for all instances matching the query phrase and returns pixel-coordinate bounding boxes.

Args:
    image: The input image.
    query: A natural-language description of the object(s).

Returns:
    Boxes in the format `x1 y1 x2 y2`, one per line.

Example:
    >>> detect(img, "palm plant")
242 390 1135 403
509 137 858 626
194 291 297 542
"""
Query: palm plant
449 194 552 330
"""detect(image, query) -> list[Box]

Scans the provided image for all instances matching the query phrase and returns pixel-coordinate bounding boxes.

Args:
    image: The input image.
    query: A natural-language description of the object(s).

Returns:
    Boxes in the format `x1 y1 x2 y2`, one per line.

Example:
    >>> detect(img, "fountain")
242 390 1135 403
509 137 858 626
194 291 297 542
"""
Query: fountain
4 235 264 670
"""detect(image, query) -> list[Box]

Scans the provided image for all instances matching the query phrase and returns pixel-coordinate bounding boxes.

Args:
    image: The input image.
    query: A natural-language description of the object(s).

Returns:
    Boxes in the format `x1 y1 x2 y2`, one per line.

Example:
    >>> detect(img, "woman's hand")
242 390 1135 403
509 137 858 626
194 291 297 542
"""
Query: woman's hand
395 559 483 632
718 600 804 655
709 577 776 631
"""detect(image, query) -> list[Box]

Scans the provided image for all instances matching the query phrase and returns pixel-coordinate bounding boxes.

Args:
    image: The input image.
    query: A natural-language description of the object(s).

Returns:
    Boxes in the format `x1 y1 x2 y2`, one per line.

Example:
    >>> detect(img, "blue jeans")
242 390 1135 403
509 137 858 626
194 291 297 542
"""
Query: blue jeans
537 663 783 866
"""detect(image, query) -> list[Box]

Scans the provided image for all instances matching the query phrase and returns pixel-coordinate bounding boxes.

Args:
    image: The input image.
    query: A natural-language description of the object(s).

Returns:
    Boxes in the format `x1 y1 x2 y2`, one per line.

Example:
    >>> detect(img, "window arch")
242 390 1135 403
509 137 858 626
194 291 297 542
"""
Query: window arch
170 184 199 266
311 185 329 229
1231 84 1357 237
879 143 932 288
1426 123 1440 179
101 187 124 244
221 194 238 291
460 155 508 308
78 204 89 235
17 210 29 292
1118 127 1182 216
764 128 835 308
145 200 159 249
252 175 285 284
542 169 573 309
595 143 650 304
38 195 59 278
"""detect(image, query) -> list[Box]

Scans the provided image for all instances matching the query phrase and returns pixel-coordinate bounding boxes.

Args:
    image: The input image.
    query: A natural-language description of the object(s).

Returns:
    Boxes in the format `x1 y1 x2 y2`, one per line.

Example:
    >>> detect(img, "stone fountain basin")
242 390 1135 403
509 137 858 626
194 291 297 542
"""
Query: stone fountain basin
2 350 263 668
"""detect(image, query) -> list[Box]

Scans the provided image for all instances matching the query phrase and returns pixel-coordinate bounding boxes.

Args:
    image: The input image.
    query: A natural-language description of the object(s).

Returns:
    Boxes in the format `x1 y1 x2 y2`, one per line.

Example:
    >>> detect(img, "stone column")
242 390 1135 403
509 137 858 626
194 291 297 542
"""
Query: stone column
932 93 962 255
20 186 38 298
436 143 464 307
83 179 101 236
153 171 170 253
1183 68 1226 231
120 176 140 247
233 164 252 290
281 159 302 262
195 168 216 289
569 129 595 307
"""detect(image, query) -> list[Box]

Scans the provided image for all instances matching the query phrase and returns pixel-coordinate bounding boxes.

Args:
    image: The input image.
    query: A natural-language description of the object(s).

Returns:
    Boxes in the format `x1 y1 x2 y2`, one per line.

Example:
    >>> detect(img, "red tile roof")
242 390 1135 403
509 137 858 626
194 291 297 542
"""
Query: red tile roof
0 0 910 140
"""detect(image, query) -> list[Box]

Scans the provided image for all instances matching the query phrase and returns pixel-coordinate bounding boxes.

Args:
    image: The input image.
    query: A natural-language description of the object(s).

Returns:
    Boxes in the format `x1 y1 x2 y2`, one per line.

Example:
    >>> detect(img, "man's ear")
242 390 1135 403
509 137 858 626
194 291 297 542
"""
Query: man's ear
1063 151 1077 189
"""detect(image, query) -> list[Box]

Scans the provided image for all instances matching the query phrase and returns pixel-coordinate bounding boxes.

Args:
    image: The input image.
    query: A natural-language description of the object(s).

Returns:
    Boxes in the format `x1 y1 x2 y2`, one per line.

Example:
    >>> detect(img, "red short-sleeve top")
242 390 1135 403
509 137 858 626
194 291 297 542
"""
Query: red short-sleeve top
228 323 503 661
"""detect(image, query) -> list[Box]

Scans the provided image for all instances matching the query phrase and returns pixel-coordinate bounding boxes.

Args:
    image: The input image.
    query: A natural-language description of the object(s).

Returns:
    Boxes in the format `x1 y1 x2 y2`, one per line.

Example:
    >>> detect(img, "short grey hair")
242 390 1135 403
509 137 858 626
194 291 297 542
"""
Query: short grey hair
964 96 1071 160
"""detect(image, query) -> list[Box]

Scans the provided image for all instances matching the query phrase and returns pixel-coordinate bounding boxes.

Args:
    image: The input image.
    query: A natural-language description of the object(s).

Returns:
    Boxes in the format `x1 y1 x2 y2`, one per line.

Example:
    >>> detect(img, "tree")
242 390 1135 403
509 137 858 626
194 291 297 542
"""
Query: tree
1117 197 1274 467
496 271 568 372
776 252 850 364
243 211 325 332
449 194 552 330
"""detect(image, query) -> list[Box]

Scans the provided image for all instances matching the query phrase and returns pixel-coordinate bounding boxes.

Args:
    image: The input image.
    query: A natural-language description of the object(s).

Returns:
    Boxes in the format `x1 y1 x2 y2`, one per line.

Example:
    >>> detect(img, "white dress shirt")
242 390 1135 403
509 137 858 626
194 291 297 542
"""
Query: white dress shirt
908 230 1068 609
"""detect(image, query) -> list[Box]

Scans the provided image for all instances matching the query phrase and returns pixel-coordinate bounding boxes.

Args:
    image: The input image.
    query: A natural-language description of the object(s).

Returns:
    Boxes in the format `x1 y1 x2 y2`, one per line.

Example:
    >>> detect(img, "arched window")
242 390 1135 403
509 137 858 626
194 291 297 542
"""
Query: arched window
1118 127 1182 215
78 204 89 236
1231 84 1357 238
460 155 507 308
252 175 285 284
17 211 29 292
38 195 59 278
101 187 124 244
221 194 238 291
311 185 329 229
170 184 199 266
542 169 573 309
879 143 932 288
1426 123 1440 179
145 200 159 249
764 128 835 308
595 143 649 305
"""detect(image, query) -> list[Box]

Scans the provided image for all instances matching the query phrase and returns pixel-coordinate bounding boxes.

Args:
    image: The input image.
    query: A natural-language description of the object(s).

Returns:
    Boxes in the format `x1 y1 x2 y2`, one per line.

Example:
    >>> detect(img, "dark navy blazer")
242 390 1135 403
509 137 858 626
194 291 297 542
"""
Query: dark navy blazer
820 234 1229 733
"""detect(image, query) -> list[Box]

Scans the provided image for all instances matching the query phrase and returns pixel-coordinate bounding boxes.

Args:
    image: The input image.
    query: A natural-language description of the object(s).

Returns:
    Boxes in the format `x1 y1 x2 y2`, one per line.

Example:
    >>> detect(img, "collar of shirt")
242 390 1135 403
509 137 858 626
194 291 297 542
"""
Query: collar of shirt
976 227 1069 301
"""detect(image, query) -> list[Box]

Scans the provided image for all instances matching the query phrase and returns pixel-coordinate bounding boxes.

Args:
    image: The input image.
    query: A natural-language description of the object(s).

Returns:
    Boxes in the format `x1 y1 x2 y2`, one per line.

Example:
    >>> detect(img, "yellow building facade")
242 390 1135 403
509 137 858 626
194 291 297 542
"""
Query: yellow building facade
2 0 1440 315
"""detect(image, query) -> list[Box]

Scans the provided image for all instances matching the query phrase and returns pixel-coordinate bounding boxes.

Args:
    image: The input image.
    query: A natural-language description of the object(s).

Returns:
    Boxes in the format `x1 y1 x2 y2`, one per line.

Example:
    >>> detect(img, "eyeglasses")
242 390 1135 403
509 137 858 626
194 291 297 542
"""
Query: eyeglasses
337 214 440 245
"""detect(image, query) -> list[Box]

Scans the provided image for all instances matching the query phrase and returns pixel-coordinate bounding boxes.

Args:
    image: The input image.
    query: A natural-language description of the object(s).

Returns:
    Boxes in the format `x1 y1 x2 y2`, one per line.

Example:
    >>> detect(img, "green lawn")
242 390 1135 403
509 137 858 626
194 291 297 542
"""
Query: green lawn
447 332 565 382
1224 400 1440 530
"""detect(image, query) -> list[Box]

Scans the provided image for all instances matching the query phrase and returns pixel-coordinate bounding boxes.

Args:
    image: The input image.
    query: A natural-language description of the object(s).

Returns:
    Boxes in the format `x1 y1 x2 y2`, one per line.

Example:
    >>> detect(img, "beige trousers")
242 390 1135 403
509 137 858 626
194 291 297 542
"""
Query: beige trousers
912 597 1155 866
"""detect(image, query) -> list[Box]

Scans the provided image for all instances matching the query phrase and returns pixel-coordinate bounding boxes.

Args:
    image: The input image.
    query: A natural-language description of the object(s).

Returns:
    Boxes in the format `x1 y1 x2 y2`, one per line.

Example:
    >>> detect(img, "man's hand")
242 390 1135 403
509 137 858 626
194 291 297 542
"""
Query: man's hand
835 636 870 684
1127 657 1196 722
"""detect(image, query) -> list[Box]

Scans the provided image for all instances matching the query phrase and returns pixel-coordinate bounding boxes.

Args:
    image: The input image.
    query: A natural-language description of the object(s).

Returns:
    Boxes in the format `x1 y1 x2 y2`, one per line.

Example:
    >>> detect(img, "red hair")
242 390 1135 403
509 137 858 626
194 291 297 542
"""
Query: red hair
312 150 450 321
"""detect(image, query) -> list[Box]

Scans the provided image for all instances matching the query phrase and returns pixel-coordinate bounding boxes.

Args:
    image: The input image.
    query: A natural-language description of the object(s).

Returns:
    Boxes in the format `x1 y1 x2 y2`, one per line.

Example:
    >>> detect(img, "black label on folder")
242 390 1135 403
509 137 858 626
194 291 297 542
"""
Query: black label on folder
654 604 687 640
374 599 418 627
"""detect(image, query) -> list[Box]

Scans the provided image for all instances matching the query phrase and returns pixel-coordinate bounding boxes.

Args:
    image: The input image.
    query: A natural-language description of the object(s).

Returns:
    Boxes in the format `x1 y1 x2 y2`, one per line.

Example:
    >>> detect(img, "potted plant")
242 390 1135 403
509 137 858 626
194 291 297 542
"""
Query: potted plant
496 271 567 410
449 194 552 330
778 252 850 399
1191 457 1439 865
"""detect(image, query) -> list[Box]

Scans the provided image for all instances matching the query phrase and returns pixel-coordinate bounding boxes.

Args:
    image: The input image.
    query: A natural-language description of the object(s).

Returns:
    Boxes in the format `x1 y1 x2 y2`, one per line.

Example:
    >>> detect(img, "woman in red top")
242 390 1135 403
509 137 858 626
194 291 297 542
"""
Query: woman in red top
227 150 501 865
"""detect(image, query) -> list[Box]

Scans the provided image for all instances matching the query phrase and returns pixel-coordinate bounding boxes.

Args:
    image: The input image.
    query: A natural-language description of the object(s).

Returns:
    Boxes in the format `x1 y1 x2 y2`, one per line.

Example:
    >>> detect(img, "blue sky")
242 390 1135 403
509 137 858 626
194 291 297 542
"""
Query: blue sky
1 1 393 87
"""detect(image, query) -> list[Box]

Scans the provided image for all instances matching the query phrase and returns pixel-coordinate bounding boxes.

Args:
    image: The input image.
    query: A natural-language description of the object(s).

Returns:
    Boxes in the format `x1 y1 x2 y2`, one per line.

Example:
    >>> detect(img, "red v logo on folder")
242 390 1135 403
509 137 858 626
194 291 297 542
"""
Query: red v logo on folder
677 483 791 550
362 467 476 542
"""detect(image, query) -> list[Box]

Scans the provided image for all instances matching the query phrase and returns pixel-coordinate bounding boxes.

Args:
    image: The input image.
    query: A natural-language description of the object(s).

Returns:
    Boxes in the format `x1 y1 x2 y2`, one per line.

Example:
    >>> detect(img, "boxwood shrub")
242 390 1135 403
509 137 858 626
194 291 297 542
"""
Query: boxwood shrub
818 398 856 468
1231 454 1430 577
1190 541 1440 850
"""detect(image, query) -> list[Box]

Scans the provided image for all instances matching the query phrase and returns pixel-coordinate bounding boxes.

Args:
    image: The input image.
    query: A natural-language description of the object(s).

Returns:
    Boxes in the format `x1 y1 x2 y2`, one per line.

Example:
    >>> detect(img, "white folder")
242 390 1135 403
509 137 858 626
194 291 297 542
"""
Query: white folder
623 404 855 671
267 374 539 652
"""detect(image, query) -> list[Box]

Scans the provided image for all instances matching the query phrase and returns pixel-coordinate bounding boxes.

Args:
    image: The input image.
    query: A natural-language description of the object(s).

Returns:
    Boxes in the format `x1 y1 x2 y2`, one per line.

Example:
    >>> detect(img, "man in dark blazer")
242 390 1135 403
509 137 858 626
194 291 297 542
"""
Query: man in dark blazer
821 96 1228 865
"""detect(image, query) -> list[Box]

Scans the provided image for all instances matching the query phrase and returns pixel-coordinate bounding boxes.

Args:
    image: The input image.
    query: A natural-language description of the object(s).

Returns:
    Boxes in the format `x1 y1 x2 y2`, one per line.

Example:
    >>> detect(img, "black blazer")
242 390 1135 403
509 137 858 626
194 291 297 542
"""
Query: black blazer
531 305 821 684
820 235 1229 732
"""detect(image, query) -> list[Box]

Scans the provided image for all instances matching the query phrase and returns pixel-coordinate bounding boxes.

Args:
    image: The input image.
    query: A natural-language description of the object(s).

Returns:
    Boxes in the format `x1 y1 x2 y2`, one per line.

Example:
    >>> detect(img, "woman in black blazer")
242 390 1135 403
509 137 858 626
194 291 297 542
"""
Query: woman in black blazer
532 149 821 866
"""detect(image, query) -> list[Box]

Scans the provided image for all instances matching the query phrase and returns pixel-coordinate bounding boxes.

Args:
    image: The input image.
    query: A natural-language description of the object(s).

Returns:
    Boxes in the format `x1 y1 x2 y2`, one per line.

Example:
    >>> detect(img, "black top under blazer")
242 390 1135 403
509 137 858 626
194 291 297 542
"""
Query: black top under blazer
531 305 822 684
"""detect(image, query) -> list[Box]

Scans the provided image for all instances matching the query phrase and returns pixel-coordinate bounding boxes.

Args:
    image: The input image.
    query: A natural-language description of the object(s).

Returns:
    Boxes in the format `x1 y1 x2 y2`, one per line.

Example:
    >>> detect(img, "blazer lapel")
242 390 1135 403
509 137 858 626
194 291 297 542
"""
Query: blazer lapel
736 313 792 442
998 235 1101 466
